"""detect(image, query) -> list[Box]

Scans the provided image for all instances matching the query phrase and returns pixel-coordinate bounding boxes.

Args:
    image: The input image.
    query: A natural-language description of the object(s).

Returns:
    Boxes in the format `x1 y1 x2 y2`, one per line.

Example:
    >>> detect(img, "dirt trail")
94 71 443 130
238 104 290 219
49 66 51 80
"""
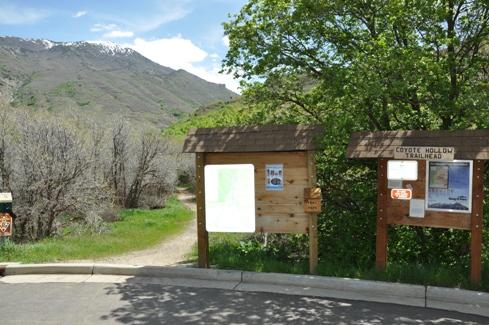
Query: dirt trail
66 188 198 267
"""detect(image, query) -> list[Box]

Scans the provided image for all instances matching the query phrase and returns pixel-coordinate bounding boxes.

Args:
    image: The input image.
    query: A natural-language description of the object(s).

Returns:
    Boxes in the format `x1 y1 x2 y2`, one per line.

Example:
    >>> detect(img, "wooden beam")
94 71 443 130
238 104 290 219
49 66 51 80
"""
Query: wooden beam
376 159 388 269
195 153 209 268
386 209 471 230
307 150 318 274
470 160 484 283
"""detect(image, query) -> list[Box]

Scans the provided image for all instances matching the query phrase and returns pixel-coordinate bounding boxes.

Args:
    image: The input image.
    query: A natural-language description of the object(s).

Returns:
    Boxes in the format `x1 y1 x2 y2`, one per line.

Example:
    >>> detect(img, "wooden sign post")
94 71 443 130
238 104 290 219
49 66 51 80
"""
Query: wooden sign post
347 131 489 283
183 124 323 274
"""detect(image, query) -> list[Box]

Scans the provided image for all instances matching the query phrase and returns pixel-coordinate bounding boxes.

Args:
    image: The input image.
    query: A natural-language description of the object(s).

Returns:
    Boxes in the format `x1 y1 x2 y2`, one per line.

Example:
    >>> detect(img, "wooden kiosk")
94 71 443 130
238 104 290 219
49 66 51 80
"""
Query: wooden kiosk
346 130 488 283
182 124 323 273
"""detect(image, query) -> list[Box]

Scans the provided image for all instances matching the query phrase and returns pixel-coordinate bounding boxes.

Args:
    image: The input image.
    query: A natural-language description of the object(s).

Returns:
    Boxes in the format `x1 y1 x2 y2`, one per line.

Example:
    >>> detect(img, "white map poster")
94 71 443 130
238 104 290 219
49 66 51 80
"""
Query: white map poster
204 164 255 232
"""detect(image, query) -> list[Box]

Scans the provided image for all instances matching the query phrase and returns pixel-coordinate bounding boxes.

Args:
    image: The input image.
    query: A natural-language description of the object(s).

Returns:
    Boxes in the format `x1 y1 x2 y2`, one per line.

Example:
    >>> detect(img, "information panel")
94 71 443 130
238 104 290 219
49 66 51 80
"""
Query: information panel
387 160 418 180
426 160 472 213
266 164 284 190
204 164 255 232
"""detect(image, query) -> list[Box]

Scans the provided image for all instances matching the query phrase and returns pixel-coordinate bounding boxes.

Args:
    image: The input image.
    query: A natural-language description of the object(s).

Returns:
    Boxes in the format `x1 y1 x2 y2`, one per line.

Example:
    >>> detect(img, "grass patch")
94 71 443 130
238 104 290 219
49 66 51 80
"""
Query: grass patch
208 233 309 274
50 81 76 98
206 234 489 292
0 195 194 263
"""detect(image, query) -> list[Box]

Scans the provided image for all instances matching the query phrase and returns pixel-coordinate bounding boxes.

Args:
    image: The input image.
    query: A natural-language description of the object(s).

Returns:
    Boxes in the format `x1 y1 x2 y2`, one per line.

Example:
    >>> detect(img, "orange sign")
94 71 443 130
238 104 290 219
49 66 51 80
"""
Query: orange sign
391 189 412 200
0 213 12 236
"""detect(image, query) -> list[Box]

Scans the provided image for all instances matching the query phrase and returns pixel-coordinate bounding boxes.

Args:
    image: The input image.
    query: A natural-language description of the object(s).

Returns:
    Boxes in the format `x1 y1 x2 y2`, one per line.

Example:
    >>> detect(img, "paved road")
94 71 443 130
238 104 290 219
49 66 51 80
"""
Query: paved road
1 276 488 325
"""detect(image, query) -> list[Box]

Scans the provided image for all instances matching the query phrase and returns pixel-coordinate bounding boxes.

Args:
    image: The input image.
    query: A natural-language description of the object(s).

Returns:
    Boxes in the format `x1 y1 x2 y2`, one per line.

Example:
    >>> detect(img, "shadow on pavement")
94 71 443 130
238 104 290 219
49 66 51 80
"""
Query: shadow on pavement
101 282 489 324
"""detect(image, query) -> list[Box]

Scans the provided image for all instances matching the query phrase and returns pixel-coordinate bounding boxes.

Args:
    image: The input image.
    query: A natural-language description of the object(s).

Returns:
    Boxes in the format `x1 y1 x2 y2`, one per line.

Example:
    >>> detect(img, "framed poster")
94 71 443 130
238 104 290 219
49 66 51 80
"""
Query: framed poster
426 160 472 213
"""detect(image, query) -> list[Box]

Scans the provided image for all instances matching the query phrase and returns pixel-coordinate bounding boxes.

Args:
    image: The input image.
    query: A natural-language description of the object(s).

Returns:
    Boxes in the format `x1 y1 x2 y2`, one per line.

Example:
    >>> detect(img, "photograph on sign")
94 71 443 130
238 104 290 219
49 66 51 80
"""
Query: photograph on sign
387 160 418 180
429 164 449 188
204 164 255 232
426 160 472 213
266 164 283 191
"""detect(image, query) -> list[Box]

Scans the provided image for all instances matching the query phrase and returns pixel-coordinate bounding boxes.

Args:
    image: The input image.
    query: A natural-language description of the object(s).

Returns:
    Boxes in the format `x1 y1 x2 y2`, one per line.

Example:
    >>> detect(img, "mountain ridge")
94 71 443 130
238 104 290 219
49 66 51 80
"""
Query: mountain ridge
0 36 237 129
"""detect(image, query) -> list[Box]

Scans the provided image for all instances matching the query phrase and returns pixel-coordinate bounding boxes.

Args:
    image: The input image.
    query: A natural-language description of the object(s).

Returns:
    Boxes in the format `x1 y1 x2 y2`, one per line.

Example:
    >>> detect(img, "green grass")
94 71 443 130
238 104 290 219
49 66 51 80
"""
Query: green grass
206 234 489 292
0 195 194 263
50 81 76 98
206 233 310 274
3 196 488 292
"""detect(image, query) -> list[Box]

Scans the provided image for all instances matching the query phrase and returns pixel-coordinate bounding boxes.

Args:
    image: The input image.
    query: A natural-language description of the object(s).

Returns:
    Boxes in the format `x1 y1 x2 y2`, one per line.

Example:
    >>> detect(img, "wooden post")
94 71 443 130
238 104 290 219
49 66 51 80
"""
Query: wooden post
470 160 484 283
307 150 318 274
195 153 209 268
376 158 388 269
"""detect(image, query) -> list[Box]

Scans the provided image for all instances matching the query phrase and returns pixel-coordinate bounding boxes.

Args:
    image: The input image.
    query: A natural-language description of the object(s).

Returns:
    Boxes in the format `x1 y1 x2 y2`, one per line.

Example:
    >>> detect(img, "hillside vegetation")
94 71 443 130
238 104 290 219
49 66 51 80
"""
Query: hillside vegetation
163 97 248 137
0 36 237 129
0 104 194 242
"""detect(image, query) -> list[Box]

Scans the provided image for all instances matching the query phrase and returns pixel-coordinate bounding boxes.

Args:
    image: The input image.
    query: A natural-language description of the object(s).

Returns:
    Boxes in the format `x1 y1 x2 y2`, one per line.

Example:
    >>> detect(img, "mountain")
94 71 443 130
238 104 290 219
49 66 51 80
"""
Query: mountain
0 36 237 129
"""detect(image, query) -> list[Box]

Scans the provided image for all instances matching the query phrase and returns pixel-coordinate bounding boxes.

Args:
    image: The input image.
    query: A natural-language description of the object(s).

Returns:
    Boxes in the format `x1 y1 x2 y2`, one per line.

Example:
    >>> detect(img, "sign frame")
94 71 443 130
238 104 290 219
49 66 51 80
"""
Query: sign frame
425 160 473 213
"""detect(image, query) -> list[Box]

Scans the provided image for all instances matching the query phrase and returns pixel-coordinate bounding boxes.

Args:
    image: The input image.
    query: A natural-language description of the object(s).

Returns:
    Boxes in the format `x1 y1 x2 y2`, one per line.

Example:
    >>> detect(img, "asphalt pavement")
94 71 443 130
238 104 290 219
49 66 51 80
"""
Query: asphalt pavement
1 263 489 324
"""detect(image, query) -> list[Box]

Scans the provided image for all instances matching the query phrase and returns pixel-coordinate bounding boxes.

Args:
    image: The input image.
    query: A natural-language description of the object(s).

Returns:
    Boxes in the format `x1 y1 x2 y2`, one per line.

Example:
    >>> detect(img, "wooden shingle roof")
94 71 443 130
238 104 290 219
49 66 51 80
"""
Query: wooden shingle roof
346 130 489 160
182 124 324 153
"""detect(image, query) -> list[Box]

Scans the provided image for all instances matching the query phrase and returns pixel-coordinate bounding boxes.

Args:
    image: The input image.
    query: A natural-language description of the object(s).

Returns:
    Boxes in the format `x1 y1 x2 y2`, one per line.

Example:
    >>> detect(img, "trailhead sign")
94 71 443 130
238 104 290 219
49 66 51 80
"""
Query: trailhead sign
204 164 255 232
183 124 324 272
346 130 489 283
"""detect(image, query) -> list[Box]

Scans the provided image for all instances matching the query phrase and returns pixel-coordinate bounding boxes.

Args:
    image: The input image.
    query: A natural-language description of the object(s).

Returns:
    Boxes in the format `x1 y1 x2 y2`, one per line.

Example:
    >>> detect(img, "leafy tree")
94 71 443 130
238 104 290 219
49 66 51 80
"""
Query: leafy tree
222 0 489 266
223 0 489 130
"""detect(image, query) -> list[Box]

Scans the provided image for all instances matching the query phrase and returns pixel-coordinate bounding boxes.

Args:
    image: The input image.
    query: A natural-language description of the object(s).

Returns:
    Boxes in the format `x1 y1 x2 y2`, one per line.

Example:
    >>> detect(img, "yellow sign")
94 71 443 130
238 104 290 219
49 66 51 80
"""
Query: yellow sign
0 213 12 236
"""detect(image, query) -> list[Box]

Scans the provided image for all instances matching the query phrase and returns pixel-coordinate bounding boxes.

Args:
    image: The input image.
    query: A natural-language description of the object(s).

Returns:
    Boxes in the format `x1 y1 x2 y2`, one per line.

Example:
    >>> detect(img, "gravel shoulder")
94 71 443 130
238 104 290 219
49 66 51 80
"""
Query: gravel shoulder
66 188 198 267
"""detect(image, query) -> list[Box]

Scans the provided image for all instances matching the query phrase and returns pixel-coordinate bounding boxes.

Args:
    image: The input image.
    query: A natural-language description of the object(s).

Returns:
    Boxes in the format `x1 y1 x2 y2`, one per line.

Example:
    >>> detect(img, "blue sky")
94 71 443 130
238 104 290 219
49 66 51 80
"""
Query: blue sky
0 0 248 93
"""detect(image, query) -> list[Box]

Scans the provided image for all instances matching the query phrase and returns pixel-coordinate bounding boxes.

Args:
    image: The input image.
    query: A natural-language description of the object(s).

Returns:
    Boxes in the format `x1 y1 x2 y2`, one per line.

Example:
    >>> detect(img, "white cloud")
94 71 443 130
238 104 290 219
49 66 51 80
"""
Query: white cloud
130 6 191 32
90 23 117 32
91 23 133 39
104 30 134 38
130 36 208 71
126 36 240 94
0 4 50 25
222 36 230 47
73 11 87 18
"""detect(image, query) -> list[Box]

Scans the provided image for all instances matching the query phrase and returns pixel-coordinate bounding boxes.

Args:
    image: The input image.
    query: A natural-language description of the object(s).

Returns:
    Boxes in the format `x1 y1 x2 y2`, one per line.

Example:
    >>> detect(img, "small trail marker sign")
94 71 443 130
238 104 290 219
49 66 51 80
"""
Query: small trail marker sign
391 189 412 200
304 188 322 212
